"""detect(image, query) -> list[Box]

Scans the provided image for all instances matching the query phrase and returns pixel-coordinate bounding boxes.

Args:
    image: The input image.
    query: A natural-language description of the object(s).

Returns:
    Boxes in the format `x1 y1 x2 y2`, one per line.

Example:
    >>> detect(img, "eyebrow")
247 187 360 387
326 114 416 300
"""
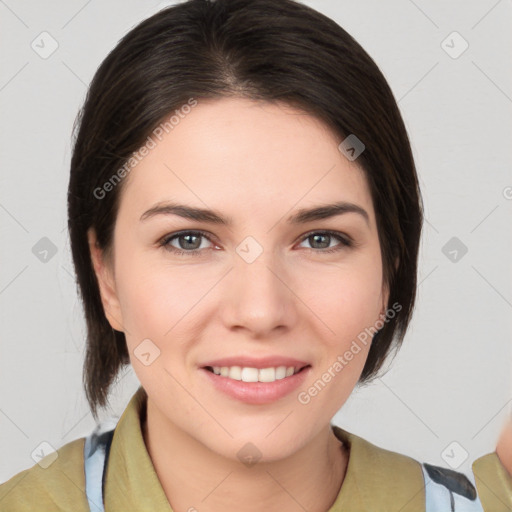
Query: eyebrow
139 200 370 227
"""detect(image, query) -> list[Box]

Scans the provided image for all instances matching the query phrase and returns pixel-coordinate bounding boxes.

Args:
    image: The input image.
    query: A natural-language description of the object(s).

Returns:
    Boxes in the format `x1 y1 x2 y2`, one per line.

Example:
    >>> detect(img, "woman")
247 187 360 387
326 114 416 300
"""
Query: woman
0 0 510 510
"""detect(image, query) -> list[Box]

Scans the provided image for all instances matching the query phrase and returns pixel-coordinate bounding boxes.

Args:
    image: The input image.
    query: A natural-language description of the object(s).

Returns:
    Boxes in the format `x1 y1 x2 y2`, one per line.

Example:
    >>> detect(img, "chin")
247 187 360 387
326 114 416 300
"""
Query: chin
200 428 310 465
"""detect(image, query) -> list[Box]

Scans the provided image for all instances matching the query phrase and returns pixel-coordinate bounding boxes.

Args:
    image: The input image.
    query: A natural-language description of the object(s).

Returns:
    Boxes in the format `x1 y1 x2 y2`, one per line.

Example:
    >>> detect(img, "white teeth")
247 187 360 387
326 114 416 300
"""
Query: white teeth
258 367 276 382
241 367 259 382
275 366 287 379
209 365 304 382
228 366 242 380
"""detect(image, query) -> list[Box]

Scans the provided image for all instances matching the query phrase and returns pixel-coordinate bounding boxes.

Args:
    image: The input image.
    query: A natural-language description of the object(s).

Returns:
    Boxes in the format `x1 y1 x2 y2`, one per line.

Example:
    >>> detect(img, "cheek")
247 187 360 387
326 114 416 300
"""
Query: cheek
297 257 384 343
293 255 383 409
114 231 384 347
113 248 193 341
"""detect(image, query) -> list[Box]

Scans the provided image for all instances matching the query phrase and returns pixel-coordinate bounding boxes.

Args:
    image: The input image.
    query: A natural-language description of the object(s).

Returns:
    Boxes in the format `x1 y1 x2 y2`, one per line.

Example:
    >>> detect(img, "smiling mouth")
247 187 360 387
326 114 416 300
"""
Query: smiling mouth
203 365 310 383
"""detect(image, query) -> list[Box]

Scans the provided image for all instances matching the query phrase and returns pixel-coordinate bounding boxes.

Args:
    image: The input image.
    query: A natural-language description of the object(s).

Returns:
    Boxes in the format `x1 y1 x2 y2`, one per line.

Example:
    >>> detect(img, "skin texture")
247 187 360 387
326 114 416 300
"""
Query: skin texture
497 417 512 477
88 97 389 512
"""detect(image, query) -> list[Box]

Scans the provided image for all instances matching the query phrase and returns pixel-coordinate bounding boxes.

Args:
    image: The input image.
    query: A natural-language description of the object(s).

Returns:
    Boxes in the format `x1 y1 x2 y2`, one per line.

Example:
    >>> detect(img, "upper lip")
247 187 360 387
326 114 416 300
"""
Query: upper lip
200 356 311 369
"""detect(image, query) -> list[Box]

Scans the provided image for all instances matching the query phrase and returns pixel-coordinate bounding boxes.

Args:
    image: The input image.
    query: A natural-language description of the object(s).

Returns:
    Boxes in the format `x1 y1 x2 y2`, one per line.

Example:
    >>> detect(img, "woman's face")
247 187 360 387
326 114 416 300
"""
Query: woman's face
90 97 388 461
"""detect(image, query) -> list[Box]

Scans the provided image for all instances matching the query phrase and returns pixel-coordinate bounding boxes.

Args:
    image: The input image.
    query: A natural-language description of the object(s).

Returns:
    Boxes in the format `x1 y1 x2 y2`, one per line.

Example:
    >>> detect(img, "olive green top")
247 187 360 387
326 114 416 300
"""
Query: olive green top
1 386 510 511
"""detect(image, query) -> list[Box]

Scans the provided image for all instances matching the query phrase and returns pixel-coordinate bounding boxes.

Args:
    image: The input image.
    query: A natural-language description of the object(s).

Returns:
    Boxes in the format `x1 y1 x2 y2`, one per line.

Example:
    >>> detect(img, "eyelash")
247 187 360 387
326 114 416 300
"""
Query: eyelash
158 229 353 257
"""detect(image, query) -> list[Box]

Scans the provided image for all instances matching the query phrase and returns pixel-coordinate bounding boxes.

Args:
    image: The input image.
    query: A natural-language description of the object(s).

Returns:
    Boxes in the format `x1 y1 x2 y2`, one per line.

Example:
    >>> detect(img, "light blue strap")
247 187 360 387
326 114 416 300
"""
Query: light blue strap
84 418 119 512
422 463 484 512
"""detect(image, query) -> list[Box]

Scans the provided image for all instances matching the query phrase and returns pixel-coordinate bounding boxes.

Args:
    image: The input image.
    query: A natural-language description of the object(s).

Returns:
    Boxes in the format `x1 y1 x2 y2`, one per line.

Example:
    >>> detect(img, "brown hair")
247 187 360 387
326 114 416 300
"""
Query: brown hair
68 0 423 420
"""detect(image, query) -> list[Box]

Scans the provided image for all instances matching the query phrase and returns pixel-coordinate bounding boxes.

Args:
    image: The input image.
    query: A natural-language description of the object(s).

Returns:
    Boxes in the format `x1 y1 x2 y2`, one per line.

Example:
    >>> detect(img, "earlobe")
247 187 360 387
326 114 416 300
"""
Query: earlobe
87 228 125 332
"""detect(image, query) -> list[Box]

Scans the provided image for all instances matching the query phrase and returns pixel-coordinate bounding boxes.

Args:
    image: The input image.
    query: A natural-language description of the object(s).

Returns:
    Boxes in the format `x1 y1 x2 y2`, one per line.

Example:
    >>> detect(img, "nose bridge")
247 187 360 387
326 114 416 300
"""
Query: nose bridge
223 236 295 334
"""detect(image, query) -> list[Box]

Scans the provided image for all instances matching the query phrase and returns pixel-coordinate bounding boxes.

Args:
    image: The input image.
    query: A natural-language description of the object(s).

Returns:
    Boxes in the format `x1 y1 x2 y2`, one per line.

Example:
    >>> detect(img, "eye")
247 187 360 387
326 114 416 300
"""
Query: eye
297 230 353 253
158 229 353 257
159 230 216 256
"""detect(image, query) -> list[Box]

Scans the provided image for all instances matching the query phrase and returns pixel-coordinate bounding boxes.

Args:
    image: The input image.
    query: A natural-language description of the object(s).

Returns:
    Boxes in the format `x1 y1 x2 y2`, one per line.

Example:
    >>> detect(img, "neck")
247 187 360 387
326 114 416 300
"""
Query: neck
142 398 348 512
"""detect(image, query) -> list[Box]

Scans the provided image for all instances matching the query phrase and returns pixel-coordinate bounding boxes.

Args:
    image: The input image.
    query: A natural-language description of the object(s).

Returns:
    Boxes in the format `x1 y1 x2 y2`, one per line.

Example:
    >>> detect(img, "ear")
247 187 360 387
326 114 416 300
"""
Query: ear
87 227 125 332
380 281 390 317
380 255 398 316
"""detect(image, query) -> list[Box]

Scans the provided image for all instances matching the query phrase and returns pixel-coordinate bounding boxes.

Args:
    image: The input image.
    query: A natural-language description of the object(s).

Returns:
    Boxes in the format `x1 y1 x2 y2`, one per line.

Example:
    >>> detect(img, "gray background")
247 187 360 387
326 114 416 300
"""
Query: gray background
1 0 511 484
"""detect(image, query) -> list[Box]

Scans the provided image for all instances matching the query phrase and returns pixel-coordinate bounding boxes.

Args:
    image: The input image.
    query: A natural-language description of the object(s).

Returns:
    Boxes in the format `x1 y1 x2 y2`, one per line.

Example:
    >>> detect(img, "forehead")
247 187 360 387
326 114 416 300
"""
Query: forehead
118 97 374 224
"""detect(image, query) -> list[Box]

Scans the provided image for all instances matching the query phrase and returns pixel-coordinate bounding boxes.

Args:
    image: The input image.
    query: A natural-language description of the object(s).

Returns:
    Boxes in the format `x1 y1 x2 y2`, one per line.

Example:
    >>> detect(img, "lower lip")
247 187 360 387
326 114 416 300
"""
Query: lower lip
200 367 311 405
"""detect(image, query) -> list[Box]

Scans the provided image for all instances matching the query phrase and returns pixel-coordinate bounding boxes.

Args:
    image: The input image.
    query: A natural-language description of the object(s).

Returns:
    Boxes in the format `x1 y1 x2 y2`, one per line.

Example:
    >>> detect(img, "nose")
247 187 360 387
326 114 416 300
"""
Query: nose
220 246 298 339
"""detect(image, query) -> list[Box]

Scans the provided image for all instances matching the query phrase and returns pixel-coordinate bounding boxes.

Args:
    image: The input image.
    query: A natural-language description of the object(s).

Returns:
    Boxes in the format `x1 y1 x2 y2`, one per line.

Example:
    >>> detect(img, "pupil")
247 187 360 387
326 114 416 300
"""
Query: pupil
182 234 199 249
312 234 328 249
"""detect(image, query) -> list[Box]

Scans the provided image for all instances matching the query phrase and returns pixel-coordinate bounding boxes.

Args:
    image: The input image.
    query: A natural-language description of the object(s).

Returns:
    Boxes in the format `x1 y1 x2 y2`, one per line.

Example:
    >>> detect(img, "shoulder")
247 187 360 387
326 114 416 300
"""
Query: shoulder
334 425 424 477
332 425 426 511
332 426 485 511
472 451 512 511
0 437 90 512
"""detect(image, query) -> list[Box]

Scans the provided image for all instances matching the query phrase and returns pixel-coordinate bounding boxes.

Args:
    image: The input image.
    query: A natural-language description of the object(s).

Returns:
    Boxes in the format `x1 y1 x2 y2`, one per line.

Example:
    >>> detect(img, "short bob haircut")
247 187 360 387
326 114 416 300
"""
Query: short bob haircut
68 0 423 420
